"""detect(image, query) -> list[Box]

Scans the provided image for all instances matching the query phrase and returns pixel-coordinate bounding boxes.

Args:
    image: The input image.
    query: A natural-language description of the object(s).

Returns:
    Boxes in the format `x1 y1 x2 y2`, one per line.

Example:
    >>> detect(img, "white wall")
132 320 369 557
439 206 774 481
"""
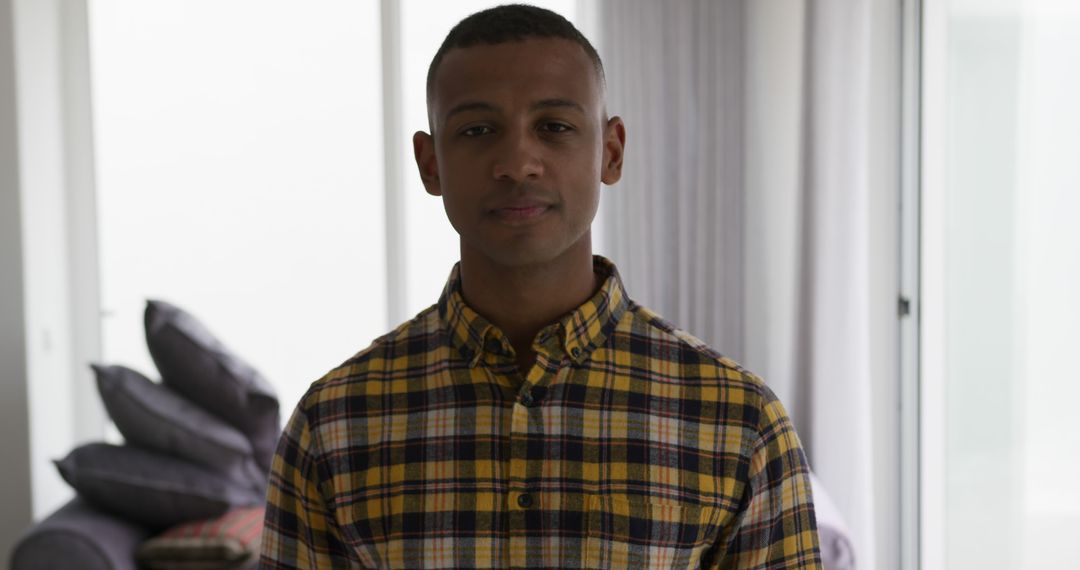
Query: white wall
866 1 902 568
14 0 77 522
0 0 34 557
6 0 104 534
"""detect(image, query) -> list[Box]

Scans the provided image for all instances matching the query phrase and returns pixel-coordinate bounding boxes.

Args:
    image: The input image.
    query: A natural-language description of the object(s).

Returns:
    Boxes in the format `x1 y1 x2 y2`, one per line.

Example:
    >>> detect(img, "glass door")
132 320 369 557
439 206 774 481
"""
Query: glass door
921 0 1080 567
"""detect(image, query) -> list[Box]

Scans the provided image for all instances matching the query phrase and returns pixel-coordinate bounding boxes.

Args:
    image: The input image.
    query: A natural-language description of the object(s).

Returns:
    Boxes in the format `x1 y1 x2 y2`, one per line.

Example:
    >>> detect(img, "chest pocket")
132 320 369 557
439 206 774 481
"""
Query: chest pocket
584 494 719 569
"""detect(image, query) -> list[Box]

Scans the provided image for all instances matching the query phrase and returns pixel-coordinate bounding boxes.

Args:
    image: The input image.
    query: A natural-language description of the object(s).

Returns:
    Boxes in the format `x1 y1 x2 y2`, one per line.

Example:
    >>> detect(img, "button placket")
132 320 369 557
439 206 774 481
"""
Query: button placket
507 364 554 567
507 379 531 567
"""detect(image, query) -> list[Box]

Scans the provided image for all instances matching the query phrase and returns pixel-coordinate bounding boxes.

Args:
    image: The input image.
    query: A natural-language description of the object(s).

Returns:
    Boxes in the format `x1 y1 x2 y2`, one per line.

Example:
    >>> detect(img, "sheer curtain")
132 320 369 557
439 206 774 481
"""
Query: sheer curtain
595 1 900 568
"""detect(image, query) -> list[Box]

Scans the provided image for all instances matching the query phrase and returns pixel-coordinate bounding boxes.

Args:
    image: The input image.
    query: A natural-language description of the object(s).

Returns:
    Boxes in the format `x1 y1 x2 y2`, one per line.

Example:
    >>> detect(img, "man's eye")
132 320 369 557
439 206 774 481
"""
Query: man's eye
461 126 493 137
542 122 572 133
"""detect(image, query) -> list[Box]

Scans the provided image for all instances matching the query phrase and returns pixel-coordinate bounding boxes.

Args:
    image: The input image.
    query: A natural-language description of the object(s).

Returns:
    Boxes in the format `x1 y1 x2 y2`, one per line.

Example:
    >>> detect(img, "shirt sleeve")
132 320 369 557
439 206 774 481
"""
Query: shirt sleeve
260 400 359 568
710 386 822 569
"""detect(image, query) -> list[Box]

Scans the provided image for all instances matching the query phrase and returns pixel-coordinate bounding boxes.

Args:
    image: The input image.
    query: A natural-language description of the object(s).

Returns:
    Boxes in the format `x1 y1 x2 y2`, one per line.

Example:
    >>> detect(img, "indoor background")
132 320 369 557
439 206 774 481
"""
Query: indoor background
2 0 1078 568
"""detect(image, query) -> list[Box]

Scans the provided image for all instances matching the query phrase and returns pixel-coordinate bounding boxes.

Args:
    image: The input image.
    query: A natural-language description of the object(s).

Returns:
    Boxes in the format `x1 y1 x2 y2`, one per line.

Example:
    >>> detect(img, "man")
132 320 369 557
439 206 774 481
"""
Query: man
261 5 820 568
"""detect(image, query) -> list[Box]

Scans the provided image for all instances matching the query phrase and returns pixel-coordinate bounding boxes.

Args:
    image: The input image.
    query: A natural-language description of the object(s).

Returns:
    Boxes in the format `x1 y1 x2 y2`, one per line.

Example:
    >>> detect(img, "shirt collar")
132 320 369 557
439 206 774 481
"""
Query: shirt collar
438 255 629 367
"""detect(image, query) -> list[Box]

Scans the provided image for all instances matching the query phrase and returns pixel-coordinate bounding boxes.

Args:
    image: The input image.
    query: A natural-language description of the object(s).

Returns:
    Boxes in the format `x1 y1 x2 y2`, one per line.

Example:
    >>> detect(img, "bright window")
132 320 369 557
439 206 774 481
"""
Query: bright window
89 0 386 412
922 0 1080 567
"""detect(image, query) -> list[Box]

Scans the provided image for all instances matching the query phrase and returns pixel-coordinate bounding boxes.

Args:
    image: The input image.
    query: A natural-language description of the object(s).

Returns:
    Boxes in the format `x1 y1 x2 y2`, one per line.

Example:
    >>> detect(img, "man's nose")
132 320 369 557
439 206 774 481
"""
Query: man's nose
491 131 544 182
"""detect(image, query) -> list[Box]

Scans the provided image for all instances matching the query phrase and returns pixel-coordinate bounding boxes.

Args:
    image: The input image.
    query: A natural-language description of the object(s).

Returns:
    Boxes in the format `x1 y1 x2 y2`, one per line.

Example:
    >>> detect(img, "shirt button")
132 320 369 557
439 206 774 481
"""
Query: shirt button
570 346 581 358
517 492 534 509
520 391 534 407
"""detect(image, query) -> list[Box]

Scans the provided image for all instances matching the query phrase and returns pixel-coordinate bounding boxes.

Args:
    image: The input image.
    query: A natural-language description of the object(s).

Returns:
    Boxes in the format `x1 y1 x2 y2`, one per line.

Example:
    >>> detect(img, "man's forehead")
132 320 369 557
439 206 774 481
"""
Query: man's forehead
428 38 603 125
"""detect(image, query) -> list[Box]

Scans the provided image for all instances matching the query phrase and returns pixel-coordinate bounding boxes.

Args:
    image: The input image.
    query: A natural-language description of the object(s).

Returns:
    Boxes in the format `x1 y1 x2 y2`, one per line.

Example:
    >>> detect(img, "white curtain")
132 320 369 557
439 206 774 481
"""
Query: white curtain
596 0 747 358
596 1 891 568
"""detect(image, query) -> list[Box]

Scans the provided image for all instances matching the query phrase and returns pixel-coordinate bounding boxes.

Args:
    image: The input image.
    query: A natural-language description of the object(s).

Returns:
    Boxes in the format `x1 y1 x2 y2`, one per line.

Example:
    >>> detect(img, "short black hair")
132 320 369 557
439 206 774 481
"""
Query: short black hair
425 4 605 109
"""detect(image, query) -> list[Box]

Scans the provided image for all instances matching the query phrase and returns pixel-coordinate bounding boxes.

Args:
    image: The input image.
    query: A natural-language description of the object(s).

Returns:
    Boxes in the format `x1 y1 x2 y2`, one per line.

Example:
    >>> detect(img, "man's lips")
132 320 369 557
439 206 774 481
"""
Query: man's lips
490 203 552 223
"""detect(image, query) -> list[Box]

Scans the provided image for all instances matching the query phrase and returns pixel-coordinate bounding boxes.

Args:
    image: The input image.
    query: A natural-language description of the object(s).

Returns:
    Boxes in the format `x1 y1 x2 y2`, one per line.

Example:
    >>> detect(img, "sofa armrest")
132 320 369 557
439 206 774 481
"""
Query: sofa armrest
10 498 151 570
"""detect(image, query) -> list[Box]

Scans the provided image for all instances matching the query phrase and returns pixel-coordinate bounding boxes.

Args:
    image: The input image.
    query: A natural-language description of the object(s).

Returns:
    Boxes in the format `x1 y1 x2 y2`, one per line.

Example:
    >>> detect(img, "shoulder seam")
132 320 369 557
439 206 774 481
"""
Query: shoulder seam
627 303 745 370
304 303 441 400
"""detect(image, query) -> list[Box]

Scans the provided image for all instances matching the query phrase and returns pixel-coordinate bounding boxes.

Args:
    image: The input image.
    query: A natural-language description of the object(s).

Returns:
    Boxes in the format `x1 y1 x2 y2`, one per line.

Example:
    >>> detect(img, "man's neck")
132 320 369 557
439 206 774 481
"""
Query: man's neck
458 239 599 375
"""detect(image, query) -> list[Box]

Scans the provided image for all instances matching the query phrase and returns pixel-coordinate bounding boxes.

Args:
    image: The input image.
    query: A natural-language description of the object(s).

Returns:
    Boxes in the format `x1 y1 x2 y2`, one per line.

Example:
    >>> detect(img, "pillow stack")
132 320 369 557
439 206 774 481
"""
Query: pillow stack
54 300 280 568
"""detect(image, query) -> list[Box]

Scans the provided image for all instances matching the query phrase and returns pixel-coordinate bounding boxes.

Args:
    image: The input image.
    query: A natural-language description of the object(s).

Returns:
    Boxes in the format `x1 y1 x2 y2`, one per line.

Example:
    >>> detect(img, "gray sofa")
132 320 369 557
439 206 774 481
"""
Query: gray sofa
10 498 149 570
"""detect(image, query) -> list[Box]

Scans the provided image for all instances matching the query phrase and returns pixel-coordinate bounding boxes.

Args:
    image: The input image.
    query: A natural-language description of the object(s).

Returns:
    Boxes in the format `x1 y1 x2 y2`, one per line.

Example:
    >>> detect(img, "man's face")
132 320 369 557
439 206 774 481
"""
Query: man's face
414 38 625 270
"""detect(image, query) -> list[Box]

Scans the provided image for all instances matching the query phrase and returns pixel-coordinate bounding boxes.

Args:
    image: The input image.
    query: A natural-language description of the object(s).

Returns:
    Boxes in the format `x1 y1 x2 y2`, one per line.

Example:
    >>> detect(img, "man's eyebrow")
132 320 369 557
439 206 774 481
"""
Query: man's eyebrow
442 99 586 122
444 101 499 122
531 98 585 113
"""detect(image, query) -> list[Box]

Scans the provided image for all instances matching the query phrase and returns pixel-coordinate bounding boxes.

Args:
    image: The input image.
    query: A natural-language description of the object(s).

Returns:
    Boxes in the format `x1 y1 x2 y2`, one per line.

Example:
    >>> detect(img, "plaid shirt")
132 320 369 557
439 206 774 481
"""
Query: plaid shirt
261 257 820 569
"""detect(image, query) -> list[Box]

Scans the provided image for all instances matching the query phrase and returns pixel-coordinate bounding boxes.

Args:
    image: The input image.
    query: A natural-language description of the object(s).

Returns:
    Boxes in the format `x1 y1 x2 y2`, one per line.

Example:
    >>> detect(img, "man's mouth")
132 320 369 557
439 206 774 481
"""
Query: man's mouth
491 204 551 223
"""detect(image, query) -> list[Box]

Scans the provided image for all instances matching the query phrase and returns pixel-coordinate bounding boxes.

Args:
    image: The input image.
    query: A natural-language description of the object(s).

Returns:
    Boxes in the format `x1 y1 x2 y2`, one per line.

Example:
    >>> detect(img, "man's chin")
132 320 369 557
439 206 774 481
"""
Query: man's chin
462 229 592 272
469 242 570 271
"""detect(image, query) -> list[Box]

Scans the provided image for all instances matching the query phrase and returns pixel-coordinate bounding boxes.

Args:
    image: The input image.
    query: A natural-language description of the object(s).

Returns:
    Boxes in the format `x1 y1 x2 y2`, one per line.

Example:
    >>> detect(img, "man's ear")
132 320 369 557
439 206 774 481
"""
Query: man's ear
412 131 441 196
600 116 626 185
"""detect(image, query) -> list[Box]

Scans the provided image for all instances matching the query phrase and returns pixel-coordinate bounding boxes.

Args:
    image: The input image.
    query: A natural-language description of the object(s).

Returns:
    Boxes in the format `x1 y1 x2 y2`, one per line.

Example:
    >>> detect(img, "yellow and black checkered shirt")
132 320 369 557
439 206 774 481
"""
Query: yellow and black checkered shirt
261 257 821 568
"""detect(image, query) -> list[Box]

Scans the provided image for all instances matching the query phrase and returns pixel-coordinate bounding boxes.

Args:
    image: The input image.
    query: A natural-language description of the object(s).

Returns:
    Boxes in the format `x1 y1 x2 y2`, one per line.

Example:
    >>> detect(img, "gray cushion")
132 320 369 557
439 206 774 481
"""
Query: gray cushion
10 497 150 570
54 443 264 530
144 300 280 474
92 364 266 493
